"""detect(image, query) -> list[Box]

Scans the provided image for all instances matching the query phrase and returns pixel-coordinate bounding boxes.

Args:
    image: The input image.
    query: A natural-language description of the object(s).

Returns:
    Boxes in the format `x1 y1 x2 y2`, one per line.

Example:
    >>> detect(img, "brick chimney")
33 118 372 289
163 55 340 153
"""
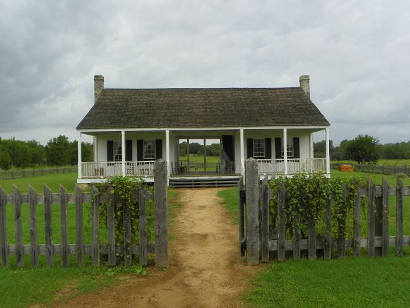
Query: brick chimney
299 75 310 99
94 75 104 103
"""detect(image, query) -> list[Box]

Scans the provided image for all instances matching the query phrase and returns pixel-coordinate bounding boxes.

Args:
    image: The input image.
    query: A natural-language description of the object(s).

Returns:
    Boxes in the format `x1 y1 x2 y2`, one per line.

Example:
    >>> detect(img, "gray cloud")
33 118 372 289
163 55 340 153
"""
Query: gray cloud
0 0 409 144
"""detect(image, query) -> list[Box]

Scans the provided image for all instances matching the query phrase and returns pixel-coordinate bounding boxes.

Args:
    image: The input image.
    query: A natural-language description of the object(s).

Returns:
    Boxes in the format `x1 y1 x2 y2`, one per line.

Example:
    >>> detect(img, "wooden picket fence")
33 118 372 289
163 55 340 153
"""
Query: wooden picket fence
0 161 168 268
240 159 410 265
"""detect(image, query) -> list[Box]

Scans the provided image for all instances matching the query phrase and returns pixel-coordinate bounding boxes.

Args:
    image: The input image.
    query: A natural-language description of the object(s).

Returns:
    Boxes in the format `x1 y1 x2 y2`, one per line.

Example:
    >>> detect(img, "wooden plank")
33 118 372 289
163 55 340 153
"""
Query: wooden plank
260 176 269 262
337 185 348 258
382 178 389 256
91 186 100 266
0 188 8 266
139 188 148 266
13 186 24 267
59 186 69 266
28 186 39 267
43 185 53 266
353 189 361 256
154 160 168 267
368 179 375 257
396 179 404 256
245 159 260 265
308 217 316 260
292 213 301 260
75 185 84 266
375 188 383 257
238 177 245 257
107 189 116 266
277 183 286 262
324 196 332 259
123 197 132 266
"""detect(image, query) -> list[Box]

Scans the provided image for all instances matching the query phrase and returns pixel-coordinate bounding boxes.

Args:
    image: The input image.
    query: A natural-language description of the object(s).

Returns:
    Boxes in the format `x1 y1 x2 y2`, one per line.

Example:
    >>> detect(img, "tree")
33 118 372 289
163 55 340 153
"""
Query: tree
46 135 71 166
0 147 11 170
345 135 379 164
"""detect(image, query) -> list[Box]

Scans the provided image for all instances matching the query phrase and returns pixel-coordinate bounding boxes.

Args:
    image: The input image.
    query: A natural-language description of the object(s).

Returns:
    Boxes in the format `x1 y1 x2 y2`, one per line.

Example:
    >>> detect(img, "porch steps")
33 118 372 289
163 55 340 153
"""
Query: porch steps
169 176 241 188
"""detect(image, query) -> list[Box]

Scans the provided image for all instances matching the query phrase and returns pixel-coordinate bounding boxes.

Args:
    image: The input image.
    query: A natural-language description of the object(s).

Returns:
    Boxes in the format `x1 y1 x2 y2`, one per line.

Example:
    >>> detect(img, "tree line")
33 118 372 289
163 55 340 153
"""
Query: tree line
178 141 221 156
0 135 93 170
315 135 410 164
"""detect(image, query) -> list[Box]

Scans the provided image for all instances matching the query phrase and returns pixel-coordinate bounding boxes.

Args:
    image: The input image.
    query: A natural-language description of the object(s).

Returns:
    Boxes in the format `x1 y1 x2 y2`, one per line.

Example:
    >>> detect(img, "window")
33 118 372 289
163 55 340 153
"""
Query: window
253 138 265 158
143 140 156 160
281 138 294 158
113 141 122 161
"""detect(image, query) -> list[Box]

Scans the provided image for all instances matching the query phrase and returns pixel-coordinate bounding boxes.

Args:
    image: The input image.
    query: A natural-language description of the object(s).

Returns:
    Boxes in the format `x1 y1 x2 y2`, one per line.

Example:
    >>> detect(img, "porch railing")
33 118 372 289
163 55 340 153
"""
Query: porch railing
257 158 326 175
81 161 155 178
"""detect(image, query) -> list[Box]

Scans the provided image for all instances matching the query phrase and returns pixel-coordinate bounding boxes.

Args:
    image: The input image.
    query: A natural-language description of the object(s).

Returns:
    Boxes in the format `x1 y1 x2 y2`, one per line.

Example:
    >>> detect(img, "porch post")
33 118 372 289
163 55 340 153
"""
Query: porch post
240 128 245 177
310 132 314 172
121 130 125 176
283 128 288 175
165 129 170 178
77 131 82 179
325 127 330 175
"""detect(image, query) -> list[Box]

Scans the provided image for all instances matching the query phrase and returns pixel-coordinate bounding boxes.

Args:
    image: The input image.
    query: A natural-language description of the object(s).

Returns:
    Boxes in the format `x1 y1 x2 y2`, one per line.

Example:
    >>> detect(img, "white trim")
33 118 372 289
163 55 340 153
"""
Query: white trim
77 125 330 133
77 177 154 184
121 130 125 176
283 128 288 175
325 127 330 174
240 128 244 177
165 129 170 178
78 132 82 179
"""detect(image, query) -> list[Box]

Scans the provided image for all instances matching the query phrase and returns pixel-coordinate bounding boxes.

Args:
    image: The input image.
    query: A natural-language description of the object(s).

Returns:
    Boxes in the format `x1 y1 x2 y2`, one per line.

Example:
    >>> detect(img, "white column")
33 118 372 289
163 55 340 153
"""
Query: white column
310 132 314 172
283 128 288 175
77 132 82 179
121 130 126 176
165 129 170 178
325 127 330 175
240 128 245 177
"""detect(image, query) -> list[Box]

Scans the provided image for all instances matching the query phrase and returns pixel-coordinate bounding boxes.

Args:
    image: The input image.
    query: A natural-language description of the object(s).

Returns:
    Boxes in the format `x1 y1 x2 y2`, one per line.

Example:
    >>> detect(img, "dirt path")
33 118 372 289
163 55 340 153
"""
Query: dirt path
54 188 258 308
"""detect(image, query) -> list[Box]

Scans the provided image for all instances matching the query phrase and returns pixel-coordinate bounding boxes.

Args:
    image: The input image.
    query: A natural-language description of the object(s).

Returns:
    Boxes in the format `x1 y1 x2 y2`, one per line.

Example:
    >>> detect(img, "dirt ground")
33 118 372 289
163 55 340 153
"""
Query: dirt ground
51 188 260 308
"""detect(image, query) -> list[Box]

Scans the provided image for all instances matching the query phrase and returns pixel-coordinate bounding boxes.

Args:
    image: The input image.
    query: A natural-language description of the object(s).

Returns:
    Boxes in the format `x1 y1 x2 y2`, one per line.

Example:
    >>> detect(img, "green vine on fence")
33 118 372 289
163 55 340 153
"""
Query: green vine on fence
92 176 153 264
268 173 366 253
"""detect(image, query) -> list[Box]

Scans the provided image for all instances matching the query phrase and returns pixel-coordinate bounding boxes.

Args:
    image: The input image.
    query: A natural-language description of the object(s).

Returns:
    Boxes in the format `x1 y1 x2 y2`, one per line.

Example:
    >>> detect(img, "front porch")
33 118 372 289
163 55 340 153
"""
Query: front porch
77 127 331 183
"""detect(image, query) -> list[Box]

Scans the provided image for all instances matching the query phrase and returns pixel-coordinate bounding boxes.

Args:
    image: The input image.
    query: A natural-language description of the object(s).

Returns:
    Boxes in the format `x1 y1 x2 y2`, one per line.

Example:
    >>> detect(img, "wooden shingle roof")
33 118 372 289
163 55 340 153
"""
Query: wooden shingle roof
76 87 329 129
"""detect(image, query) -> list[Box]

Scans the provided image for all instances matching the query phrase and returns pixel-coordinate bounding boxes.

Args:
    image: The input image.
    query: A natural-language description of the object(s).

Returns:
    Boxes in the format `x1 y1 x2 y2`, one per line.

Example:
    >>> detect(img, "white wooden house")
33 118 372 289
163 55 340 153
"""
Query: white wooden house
76 75 330 184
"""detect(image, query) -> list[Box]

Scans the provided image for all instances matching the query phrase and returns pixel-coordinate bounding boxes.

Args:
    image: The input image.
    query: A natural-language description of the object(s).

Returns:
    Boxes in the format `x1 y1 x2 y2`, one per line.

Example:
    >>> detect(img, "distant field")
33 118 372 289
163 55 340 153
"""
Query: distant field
333 159 410 166
179 154 220 164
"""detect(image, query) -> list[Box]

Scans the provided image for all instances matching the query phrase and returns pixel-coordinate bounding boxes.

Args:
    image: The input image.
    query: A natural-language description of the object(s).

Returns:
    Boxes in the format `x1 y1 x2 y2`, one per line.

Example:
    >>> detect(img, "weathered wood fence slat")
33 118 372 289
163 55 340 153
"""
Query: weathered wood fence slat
0 161 168 268
243 159 410 264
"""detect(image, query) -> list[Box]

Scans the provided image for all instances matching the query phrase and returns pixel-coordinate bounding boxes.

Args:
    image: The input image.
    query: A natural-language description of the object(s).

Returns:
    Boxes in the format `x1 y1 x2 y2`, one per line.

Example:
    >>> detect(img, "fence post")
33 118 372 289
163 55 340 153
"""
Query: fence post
43 185 54 266
396 178 403 256
368 179 375 256
277 183 286 261
107 187 116 266
154 160 168 267
91 186 100 266
28 186 39 267
238 177 245 257
59 186 69 266
353 189 361 256
13 186 23 267
382 178 389 256
75 185 84 266
260 176 269 262
0 188 8 267
139 187 148 266
375 186 383 257
245 159 260 265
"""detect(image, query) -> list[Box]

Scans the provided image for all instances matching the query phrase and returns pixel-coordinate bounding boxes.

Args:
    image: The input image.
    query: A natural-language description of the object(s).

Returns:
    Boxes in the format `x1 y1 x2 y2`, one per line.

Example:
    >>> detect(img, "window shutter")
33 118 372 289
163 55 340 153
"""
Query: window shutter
246 138 253 158
156 139 162 159
137 140 143 161
265 138 272 159
275 138 281 159
107 140 113 161
293 137 300 158
126 140 132 161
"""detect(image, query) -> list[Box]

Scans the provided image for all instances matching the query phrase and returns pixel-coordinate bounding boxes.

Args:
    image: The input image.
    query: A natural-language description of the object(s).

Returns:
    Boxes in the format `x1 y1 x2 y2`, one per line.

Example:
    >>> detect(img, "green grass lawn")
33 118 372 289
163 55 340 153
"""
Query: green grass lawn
179 154 220 164
333 159 410 166
243 257 410 308
0 172 79 193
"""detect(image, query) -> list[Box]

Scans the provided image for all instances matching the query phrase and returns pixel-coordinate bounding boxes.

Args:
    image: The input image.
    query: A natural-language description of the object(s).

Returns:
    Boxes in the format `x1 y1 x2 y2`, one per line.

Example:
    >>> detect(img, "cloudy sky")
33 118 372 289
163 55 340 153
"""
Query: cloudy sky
1 0 409 145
